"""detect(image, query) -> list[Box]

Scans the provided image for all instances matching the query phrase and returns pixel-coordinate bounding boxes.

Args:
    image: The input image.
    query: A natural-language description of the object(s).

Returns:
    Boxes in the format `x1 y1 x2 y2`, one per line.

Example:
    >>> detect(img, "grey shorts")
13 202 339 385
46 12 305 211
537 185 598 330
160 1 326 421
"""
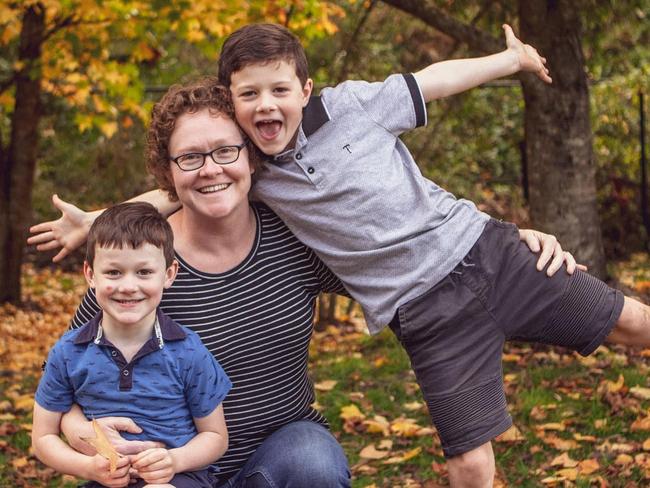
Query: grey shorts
389 219 624 458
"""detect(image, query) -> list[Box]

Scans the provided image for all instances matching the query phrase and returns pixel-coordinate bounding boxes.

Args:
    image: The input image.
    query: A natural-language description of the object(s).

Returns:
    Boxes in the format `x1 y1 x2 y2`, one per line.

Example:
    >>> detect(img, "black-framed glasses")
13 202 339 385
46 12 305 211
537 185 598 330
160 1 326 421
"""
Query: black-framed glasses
170 142 247 171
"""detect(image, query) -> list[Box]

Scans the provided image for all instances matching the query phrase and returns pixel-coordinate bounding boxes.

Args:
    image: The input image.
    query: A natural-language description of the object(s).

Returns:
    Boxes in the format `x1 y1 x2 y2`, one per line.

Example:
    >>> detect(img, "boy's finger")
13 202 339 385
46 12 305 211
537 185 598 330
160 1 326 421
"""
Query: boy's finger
546 245 564 276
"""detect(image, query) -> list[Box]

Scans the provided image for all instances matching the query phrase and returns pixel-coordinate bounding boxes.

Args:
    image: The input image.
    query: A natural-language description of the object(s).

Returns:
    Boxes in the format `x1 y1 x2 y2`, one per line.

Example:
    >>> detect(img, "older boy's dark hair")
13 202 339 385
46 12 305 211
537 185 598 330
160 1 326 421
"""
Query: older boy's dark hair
86 202 174 267
218 23 309 87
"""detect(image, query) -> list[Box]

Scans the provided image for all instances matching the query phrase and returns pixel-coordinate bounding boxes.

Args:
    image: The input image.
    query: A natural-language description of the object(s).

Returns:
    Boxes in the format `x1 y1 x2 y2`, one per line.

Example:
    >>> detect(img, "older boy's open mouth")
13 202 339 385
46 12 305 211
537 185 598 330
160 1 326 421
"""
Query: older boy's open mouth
256 120 282 140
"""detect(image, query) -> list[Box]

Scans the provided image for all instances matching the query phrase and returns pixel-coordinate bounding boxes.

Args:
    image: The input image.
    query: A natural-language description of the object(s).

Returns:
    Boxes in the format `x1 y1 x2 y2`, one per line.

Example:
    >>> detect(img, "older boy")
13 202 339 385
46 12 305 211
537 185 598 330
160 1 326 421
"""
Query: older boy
32 202 231 488
213 23 650 487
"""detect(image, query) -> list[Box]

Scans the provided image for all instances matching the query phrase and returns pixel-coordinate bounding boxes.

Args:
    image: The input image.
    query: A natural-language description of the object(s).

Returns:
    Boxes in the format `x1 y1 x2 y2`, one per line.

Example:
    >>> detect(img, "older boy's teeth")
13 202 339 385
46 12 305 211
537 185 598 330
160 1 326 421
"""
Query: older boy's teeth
198 184 229 193
257 120 281 139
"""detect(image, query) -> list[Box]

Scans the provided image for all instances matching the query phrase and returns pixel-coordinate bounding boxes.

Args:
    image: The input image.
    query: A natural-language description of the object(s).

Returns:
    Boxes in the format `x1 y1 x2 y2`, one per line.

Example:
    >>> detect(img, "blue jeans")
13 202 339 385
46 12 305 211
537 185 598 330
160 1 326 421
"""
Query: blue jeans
217 420 351 488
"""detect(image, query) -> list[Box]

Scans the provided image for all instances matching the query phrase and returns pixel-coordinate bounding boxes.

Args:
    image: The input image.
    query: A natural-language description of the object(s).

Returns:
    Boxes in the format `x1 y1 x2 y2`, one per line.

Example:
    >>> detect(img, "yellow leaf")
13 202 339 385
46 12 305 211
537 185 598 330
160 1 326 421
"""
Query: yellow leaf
400 447 422 462
573 433 596 442
630 386 650 400
615 453 634 466
577 458 600 474
363 416 390 436
12 456 28 469
555 467 578 481
602 374 625 394
643 438 650 451
403 401 424 411
13 394 34 411
550 452 578 468
100 121 118 139
81 419 120 473
340 404 365 421
359 444 389 460
314 380 337 391
631 415 650 431
536 422 566 432
502 353 520 362
390 418 420 437
496 425 525 443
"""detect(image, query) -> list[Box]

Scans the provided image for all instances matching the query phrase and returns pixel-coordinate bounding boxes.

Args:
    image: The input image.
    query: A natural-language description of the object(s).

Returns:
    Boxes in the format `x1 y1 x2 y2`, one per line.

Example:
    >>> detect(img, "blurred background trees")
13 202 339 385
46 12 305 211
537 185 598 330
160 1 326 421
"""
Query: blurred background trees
1 0 648 304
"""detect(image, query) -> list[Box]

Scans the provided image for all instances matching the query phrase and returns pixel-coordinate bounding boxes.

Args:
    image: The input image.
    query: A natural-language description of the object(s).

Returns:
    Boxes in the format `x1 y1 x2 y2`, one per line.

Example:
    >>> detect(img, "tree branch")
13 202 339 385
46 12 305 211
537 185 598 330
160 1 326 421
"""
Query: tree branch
379 0 502 54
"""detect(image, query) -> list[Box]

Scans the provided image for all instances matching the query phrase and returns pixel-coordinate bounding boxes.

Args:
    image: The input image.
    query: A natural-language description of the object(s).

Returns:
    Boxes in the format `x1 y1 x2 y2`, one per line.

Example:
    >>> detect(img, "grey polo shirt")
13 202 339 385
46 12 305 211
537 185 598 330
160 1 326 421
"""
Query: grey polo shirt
251 73 489 334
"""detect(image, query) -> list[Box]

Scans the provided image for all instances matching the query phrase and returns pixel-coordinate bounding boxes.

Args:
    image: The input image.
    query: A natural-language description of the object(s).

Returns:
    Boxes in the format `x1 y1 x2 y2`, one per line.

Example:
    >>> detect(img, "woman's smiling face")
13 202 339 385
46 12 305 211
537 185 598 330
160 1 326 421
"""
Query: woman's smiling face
168 109 254 220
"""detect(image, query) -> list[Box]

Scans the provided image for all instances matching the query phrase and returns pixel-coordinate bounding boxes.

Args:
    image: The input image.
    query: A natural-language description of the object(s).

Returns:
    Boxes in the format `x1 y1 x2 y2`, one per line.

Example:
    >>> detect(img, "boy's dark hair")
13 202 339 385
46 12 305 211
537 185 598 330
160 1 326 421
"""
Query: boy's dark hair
218 23 309 87
86 202 174 267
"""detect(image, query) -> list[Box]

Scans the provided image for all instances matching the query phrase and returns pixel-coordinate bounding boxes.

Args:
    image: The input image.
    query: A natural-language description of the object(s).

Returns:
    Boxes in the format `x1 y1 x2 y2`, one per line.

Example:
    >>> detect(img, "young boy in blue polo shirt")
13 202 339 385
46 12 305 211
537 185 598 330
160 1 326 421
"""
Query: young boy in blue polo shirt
32 202 231 488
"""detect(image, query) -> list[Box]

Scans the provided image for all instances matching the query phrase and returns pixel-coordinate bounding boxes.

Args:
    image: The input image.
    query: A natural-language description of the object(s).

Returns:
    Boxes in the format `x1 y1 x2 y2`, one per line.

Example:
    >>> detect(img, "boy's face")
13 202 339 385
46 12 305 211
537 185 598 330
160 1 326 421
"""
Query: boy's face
230 60 313 156
84 243 177 331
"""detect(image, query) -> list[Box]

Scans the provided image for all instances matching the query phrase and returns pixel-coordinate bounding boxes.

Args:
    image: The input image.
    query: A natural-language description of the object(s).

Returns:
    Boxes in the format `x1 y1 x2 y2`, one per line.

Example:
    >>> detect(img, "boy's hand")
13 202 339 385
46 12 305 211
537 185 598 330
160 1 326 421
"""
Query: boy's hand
519 228 587 276
503 24 552 84
131 447 176 484
87 454 131 487
27 194 98 262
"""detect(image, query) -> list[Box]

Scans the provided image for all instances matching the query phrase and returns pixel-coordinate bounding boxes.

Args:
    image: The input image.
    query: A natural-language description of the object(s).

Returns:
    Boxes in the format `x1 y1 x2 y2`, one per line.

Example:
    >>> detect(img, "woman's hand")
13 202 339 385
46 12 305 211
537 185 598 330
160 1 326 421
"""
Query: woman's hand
131 448 176 484
27 194 100 262
519 228 587 276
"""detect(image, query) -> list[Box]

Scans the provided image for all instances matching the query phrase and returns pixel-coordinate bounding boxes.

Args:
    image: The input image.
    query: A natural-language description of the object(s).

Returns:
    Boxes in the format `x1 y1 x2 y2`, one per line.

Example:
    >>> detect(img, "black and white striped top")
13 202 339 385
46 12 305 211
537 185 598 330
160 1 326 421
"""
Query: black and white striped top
71 202 346 483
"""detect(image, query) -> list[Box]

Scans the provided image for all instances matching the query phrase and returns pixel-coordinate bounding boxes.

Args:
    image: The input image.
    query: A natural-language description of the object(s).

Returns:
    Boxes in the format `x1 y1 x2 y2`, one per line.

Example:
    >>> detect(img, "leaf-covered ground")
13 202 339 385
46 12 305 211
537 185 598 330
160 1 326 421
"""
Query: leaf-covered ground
2 261 650 487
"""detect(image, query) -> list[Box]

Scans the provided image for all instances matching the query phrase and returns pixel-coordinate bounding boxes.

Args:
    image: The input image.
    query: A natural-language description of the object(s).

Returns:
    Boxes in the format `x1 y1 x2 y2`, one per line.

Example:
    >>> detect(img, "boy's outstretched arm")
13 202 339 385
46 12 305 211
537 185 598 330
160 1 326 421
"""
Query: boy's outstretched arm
414 24 551 102
28 191 181 262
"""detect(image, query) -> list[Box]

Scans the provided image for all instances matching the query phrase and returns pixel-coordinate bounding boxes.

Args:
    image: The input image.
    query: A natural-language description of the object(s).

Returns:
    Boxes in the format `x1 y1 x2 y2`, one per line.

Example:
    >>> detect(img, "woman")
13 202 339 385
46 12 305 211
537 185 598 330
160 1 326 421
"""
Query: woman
32 79 351 487
30 78 578 487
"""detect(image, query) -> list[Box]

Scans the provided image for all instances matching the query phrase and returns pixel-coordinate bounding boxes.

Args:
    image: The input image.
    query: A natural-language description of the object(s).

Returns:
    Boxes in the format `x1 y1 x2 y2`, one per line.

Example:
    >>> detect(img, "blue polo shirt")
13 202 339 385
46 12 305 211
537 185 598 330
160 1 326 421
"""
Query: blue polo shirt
35 308 231 448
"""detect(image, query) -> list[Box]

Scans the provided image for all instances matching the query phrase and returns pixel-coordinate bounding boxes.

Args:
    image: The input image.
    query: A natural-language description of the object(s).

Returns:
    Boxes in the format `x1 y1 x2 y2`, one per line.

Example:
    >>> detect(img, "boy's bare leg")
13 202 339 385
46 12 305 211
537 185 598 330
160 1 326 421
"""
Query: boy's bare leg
447 441 495 488
607 296 650 347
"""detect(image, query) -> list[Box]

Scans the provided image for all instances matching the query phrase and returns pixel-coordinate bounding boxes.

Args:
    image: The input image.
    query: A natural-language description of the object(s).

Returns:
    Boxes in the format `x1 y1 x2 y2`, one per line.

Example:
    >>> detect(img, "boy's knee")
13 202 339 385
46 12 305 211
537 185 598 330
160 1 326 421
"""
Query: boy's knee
447 443 495 488
608 296 650 346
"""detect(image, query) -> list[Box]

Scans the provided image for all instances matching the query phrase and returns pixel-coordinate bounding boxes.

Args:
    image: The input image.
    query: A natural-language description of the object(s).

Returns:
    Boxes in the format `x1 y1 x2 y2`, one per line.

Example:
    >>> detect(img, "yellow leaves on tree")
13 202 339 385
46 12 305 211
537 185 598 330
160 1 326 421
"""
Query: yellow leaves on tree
1 0 344 136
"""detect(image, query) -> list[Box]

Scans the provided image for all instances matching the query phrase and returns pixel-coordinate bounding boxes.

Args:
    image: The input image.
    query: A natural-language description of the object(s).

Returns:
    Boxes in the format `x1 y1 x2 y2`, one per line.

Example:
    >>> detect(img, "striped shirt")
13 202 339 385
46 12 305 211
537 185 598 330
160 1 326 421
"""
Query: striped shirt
72 202 345 482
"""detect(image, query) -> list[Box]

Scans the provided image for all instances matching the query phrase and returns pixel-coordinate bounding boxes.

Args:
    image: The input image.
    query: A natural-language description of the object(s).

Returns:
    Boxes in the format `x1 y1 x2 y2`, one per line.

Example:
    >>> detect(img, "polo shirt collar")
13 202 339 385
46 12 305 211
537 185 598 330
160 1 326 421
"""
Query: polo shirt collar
302 95 330 138
74 308 186 347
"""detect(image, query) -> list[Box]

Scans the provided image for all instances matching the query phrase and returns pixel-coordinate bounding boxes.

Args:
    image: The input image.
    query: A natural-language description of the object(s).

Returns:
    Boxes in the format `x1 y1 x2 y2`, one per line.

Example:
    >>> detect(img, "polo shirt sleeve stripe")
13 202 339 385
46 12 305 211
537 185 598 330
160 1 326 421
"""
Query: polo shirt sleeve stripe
403 73 427 128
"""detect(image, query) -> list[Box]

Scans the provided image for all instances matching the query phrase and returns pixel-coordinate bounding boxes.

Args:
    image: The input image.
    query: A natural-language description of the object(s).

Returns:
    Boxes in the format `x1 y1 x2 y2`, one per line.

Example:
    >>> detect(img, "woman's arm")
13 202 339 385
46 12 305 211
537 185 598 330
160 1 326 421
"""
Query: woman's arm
61 404 164 456
28 191 181 262
131 404 228 484
32 403 131 487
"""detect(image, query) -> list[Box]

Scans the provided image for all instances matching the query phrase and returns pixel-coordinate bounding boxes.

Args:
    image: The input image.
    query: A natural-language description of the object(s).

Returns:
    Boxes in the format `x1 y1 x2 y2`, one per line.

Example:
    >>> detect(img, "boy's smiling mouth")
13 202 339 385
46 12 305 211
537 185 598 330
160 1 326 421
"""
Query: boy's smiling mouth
256 120 282 140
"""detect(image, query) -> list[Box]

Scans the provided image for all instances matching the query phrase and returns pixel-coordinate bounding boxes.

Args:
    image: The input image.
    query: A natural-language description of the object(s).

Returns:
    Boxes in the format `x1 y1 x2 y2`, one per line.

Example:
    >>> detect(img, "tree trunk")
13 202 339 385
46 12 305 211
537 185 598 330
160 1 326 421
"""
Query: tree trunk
0 4 45 303
519 0 606 278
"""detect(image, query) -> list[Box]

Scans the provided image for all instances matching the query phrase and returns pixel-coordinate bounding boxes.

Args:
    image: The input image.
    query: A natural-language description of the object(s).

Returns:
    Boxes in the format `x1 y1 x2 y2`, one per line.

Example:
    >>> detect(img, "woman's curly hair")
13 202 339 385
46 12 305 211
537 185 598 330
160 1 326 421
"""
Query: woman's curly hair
146 77 264 201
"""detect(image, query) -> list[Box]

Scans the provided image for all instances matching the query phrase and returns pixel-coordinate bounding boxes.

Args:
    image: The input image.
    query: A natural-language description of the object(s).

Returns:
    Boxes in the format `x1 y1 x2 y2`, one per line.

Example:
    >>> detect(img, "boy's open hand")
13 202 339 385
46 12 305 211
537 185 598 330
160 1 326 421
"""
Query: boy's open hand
519 228 587 276
27 194 96 262
131 447 176 484
503 24 552 84
88 454 131 488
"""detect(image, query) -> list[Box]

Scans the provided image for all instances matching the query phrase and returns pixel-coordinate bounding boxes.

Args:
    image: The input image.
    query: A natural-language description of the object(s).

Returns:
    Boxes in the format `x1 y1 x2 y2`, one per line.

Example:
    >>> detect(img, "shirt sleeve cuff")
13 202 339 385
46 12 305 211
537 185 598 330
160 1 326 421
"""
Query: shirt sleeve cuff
403 73 427 128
